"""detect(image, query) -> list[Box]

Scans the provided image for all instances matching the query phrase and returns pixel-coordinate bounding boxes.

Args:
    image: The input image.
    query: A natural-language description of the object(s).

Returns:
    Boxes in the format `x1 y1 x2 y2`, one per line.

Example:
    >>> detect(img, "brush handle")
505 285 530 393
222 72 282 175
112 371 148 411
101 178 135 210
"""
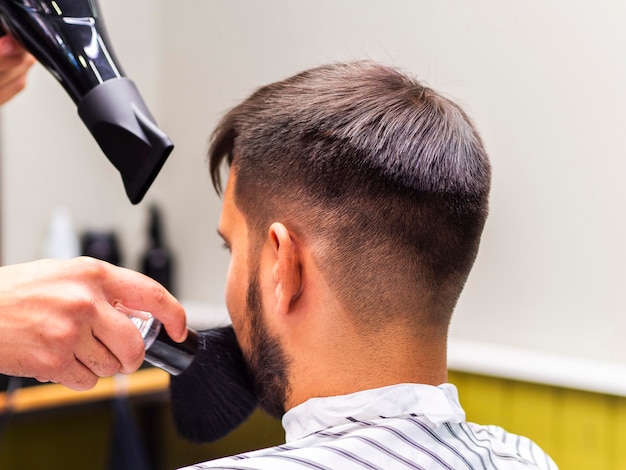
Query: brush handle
116 303 198 375
145 325 198 376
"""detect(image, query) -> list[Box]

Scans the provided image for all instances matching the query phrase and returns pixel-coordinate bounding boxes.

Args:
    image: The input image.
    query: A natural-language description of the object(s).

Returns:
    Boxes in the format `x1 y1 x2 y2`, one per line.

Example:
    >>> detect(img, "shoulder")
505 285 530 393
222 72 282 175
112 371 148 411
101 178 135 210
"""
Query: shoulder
458 422 559 470
179 418 558 469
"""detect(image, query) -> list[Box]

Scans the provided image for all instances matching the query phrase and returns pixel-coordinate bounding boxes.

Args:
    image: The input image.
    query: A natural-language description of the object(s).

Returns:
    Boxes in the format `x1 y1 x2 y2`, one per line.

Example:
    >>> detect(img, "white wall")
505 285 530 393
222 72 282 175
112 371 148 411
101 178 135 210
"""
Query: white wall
2 0 625 365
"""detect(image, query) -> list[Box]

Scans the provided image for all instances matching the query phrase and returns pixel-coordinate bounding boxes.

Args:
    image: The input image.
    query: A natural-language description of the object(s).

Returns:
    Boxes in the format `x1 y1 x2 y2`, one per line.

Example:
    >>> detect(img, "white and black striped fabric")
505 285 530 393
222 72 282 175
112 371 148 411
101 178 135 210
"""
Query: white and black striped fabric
180 383 558 470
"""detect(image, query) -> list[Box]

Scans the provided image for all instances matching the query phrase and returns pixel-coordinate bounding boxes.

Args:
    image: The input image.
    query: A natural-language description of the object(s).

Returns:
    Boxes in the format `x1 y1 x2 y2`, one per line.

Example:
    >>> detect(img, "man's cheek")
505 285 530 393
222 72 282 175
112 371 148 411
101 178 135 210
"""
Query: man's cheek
224 264 241 323
225 288 252 359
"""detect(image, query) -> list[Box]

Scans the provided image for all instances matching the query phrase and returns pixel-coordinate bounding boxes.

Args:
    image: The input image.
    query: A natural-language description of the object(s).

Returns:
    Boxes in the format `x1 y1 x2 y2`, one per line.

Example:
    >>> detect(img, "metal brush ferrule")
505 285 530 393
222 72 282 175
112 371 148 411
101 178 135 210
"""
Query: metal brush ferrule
116 304 198 376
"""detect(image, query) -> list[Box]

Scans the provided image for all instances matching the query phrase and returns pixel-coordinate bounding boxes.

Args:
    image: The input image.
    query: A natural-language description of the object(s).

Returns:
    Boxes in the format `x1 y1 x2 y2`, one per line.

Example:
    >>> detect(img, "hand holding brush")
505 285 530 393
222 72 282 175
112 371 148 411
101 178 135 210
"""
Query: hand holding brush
119 304 258 443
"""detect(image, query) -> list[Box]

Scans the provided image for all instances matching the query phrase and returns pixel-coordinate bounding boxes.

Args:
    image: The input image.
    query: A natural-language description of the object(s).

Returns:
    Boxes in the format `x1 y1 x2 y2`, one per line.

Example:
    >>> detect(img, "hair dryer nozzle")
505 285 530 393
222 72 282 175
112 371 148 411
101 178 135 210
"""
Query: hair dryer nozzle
78 78 173 204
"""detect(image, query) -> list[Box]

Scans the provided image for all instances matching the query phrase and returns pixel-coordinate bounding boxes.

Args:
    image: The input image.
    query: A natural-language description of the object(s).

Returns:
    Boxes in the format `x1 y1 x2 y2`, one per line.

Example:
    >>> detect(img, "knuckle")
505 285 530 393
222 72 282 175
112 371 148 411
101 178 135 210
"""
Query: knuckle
72 295 98 315
119 338 145 373
47 319 80 346
43 355 100 391
66 374 98 391
74 256 108 280
153 284 167 304
40 352 72 379
128 337 146 363
101 363 121 377
94 356 121 378
60 287 98 317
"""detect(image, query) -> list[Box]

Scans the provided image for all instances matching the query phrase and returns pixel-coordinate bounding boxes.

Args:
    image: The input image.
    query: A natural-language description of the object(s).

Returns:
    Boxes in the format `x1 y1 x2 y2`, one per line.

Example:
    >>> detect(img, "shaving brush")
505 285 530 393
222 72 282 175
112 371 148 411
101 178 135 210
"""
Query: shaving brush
169 327 258 443
118 304 258 442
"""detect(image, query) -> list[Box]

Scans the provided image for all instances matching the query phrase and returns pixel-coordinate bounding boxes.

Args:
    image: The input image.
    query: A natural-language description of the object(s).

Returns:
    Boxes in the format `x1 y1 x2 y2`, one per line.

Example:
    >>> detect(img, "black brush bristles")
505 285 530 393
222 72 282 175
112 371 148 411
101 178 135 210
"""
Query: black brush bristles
169 326 258 443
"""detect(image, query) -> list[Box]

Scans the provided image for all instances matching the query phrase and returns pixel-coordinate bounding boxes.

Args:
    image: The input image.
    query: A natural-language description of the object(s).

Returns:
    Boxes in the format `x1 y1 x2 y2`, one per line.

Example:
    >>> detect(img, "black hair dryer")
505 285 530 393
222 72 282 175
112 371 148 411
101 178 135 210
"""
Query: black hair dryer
0 0 173 204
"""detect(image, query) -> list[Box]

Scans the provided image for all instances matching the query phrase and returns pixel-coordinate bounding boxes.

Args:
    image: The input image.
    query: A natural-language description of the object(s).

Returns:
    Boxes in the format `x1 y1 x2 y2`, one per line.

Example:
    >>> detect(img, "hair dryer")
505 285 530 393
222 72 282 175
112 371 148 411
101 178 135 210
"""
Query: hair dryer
0 0 173 204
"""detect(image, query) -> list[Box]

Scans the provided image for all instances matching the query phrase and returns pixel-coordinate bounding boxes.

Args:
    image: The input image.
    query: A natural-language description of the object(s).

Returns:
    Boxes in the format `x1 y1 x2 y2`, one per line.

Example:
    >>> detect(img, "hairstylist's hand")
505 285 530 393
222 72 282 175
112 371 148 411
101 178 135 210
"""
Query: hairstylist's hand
0 257 187 391
0 34 35 105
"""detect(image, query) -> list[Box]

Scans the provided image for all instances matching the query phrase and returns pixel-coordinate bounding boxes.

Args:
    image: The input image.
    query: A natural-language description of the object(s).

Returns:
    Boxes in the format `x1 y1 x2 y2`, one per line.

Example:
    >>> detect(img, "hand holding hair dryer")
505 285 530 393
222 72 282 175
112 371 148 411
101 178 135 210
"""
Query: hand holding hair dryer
0 0 173 203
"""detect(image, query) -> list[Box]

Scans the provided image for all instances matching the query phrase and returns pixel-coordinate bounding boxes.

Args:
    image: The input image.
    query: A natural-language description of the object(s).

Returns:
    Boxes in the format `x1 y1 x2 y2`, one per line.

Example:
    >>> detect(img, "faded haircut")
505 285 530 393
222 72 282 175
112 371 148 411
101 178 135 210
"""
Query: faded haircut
209 61 491 330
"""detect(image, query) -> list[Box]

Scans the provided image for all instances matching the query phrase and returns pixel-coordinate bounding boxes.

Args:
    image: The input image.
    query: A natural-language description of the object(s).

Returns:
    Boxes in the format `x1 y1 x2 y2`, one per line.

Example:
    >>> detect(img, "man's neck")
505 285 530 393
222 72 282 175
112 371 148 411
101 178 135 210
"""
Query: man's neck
282 319 448 411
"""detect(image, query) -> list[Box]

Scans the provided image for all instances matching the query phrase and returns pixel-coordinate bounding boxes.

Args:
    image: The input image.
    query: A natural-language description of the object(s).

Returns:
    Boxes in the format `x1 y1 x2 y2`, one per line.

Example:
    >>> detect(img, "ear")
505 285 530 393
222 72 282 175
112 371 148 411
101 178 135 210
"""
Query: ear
268 222 302 316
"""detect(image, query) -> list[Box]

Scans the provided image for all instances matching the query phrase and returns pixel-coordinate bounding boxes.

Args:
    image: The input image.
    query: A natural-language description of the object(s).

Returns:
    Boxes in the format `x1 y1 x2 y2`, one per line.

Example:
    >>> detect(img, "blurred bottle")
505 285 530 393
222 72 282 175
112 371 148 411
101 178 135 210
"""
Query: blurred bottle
80 230 123 266
43 206 80 259
140 205 175 294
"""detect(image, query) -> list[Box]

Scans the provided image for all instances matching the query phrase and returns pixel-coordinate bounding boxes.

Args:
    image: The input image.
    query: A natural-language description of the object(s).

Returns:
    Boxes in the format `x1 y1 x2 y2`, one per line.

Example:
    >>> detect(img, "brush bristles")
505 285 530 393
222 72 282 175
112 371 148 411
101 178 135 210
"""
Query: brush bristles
169 326 258 443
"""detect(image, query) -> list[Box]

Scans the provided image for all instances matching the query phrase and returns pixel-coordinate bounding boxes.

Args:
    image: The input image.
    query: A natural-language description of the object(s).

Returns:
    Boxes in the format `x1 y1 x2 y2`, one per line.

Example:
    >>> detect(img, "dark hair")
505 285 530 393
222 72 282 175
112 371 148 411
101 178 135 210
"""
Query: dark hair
209 61 491 330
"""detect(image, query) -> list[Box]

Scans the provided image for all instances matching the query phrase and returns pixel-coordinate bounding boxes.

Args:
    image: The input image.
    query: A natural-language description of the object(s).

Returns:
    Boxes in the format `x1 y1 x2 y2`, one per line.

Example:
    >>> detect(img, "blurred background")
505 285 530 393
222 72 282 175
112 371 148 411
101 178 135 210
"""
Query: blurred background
0 1 625 469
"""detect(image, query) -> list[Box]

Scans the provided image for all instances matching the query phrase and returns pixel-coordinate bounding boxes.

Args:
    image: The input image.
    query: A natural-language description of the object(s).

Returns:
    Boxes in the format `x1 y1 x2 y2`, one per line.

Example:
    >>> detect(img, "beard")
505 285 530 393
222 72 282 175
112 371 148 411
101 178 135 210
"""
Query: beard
243 269 290 418
168 266 291 444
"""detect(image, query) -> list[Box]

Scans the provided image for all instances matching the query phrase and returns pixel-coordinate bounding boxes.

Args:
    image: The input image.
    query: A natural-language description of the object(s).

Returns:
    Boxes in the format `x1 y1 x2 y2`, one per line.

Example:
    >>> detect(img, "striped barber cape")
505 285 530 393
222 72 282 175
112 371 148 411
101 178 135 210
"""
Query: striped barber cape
180 383 558 470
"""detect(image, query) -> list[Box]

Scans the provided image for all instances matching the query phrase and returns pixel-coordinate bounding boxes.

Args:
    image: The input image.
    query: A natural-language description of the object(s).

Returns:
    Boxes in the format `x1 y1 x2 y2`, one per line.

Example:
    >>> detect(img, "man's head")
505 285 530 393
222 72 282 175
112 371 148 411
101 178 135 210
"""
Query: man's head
211 61 490 416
